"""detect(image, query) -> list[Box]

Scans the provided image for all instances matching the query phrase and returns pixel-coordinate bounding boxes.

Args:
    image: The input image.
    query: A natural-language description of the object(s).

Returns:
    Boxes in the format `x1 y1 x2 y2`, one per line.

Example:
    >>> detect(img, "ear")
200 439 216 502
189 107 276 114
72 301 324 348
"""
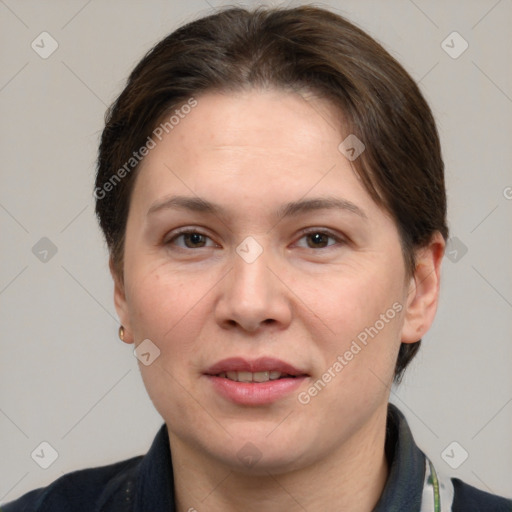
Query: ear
401 232 446 343
109 256 134 345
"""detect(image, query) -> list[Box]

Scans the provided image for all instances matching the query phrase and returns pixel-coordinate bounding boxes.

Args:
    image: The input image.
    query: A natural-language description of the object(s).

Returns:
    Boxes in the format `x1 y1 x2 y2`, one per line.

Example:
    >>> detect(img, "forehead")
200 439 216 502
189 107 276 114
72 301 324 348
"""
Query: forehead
182 88 338 143
130 89 385 224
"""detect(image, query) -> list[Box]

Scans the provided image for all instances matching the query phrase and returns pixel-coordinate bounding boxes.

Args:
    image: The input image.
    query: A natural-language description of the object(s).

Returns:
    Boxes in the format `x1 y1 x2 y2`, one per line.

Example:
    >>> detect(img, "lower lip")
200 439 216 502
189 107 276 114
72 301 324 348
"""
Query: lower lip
205 375 307 405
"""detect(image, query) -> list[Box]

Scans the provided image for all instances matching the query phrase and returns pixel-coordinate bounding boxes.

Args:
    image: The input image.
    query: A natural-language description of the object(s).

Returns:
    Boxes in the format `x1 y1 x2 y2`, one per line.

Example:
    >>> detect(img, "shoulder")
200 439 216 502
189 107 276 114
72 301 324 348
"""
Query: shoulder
1 455 143 512
452 477 512 512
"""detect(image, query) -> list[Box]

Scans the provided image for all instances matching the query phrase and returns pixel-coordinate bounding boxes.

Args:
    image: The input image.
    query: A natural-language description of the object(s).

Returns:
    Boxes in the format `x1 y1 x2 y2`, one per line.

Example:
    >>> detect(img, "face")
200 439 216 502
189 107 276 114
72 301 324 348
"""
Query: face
113 88 442 473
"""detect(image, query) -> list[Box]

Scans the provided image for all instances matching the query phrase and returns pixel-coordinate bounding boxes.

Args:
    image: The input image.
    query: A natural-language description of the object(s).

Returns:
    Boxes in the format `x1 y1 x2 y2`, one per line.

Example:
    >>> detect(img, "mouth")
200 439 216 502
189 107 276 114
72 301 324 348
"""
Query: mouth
205 356 308 380
204 357 309 405
214 370 301 382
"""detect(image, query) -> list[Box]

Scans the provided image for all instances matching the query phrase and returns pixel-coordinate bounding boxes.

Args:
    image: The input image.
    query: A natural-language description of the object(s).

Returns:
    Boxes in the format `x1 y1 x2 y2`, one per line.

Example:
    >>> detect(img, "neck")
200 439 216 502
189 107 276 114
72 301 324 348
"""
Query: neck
170 404 389 512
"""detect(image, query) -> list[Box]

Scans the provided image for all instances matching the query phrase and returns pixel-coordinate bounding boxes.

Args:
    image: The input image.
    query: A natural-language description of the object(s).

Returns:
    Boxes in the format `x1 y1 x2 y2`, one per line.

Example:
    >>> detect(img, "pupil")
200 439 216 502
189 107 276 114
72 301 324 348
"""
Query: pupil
186 233 204 247
309 233 327 248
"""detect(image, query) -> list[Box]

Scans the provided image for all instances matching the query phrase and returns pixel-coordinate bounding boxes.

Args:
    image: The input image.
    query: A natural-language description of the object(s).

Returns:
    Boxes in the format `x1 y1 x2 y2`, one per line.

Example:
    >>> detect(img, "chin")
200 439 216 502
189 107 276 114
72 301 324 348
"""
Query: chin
205 428 315 475
224 446 310 476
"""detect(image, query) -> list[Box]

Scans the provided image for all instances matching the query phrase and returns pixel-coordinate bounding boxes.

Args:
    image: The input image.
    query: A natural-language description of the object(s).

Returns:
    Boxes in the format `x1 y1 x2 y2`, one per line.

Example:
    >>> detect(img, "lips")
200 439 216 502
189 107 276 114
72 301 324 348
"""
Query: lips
205 357 307 378
204 357 309 405
217 370 292 383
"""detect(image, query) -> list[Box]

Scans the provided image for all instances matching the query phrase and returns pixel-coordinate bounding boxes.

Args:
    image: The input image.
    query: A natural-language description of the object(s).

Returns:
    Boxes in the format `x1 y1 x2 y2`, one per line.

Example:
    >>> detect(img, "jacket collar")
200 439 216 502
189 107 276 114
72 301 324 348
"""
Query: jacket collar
373 403 426 511
135 421 175 510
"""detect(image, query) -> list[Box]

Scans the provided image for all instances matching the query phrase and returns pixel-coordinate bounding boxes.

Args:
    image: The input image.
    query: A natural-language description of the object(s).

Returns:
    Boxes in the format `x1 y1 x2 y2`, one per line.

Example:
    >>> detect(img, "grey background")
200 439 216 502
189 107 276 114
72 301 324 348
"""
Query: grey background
1 0 511 504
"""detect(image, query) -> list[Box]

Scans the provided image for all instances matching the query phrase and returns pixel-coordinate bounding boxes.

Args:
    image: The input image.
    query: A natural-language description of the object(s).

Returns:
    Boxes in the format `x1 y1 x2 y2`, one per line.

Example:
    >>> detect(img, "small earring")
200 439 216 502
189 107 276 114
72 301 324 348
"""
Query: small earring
118 325 125 341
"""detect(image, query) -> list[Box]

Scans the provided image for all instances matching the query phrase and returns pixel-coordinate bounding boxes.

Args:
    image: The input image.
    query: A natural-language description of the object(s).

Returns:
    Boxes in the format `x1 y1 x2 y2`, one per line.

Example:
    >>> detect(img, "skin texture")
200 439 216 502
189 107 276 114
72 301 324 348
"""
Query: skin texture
112 89 445 512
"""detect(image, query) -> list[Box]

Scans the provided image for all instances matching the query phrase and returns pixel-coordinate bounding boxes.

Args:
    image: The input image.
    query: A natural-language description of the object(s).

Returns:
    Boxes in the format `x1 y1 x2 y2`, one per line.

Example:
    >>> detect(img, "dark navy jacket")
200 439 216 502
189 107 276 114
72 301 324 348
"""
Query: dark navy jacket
2 404 511 511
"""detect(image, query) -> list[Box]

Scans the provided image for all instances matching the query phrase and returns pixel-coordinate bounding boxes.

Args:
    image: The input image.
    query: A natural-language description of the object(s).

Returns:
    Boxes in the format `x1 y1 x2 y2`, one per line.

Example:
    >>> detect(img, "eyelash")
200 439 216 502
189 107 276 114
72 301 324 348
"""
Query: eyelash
164 228 346 250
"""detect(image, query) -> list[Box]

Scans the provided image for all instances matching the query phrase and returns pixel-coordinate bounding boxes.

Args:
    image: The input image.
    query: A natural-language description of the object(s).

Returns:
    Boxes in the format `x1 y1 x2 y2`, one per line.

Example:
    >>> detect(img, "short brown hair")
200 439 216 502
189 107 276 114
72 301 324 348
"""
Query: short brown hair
95 5 448 381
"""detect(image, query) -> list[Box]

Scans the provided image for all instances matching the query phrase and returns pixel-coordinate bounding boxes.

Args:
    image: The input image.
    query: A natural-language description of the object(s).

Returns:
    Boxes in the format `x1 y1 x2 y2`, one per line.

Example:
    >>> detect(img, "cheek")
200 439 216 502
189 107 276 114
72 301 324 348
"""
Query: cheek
302 270 404 413
318 262 401 333
126 267 205 349
310 258 405 384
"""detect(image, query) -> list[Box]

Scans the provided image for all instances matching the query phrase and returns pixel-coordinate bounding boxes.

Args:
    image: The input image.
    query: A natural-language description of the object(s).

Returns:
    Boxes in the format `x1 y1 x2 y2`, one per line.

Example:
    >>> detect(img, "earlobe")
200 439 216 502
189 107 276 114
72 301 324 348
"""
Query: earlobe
109 257 134 345
401 232 446 344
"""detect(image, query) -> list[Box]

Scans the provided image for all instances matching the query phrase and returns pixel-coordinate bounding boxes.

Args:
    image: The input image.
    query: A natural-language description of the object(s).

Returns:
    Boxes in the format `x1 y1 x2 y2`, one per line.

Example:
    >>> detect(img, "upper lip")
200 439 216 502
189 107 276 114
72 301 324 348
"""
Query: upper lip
205 357 307 376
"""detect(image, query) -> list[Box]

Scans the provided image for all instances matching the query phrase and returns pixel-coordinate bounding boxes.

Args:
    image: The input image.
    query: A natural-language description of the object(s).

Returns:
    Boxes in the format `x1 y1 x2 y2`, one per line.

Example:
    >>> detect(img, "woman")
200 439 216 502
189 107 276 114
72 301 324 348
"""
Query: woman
3 5 511 511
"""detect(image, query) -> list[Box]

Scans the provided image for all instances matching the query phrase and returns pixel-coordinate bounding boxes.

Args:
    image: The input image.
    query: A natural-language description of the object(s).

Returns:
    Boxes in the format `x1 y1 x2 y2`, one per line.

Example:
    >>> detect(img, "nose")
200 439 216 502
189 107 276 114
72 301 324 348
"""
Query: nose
214 241 292 333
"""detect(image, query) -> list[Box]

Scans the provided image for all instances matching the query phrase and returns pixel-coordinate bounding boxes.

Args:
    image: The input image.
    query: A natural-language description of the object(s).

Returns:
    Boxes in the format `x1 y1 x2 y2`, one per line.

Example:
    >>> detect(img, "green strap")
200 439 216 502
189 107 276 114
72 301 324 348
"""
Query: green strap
428 459 441 512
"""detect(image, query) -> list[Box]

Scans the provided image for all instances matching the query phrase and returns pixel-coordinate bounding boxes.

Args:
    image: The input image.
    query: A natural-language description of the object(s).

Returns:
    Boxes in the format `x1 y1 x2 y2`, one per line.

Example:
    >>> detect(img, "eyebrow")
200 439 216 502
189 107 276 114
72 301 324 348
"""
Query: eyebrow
147 195 368 220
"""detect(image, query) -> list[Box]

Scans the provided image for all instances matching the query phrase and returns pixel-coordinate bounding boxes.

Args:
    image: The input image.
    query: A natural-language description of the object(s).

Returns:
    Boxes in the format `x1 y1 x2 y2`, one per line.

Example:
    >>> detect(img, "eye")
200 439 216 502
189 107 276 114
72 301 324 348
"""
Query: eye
295 230 344 249
165 229 217 249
